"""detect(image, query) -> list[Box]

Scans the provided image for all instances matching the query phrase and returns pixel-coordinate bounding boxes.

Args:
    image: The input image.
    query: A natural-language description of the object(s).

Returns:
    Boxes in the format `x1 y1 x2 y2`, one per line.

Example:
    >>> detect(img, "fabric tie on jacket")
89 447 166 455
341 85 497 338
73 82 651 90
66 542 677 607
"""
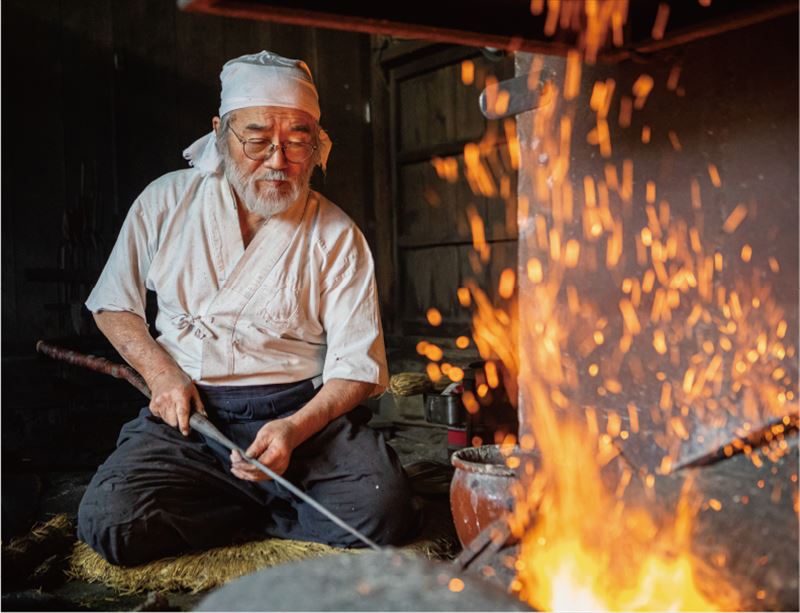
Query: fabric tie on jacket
171 314 217 340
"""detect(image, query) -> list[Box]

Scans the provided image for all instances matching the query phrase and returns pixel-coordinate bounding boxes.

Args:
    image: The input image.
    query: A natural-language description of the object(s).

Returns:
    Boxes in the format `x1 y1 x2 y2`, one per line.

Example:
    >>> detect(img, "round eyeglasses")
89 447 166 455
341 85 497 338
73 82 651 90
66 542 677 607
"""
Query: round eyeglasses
228 125 318 164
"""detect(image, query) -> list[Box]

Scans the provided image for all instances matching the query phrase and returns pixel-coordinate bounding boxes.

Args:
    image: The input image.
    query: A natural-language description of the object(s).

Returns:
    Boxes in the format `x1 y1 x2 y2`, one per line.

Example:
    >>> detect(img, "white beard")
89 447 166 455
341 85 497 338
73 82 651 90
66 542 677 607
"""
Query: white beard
223 152 313 217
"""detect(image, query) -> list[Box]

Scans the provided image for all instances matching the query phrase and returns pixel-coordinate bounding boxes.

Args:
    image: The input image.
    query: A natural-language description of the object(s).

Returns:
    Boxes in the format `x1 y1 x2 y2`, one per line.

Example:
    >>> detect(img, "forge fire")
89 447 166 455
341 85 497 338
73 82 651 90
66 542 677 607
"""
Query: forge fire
427 2 798 611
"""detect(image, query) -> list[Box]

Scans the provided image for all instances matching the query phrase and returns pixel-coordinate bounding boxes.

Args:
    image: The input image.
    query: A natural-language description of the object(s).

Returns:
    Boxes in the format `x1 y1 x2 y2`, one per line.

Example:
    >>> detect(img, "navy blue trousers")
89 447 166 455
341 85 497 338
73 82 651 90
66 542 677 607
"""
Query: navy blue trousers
77 380 413 566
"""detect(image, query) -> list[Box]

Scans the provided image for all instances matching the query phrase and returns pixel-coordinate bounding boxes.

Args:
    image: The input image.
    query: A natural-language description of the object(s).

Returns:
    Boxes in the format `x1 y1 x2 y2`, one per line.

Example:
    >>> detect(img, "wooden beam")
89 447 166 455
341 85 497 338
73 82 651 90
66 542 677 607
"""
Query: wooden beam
178 0 574 56
608 0 798 61
181 0 798 62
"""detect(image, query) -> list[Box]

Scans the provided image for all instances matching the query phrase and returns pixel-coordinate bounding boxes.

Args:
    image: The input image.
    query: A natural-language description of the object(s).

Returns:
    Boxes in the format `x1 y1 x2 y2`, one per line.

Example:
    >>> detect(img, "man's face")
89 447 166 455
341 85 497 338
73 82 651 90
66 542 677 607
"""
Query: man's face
214 106 317 217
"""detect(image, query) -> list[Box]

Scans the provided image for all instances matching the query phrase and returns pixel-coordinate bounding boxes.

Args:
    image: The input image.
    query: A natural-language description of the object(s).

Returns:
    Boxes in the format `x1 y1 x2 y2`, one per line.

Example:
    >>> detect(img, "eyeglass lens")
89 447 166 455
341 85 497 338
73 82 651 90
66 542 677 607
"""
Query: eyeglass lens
244 141 314 163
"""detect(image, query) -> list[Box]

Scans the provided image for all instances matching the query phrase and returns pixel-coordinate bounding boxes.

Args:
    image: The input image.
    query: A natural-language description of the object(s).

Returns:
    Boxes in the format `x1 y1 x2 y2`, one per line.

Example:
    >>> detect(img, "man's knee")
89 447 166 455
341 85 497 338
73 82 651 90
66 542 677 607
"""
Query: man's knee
361 472 415 545
77 474 171 567
325 467 415 547
78 484 134 566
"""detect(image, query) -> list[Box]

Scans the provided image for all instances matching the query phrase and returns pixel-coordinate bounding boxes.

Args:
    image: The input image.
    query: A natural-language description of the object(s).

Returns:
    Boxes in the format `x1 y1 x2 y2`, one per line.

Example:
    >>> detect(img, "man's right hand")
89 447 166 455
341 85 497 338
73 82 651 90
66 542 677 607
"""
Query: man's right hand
148 367 206 436
91 311 207 436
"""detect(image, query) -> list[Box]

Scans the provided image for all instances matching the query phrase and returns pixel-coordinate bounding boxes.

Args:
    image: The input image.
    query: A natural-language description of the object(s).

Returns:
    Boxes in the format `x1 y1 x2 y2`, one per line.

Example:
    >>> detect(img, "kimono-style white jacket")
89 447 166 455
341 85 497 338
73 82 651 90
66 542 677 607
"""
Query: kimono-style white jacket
86 169 388 392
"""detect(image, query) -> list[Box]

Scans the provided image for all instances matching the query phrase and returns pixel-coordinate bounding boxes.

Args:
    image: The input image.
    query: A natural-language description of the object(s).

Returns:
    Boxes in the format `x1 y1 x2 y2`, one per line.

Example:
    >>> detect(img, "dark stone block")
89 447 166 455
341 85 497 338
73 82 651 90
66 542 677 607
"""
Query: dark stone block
686 438 799 611
196 550 533 611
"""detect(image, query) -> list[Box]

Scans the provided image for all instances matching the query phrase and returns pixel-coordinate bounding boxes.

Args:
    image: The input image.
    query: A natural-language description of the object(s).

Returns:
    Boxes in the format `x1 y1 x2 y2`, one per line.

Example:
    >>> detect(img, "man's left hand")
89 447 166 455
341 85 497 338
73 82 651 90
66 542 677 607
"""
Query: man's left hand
230 418 299 481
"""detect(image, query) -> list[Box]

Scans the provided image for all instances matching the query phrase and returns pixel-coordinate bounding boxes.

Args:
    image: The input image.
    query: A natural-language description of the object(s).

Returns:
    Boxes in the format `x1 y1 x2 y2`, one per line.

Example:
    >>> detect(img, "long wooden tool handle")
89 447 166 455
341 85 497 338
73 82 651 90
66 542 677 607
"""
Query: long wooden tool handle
35 340 152 399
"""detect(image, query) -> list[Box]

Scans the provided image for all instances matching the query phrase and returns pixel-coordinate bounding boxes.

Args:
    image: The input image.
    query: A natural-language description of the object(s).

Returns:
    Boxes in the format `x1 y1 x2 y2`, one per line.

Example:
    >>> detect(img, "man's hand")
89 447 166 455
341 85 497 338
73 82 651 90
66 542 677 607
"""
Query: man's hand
230 418 299 481
148 367 206 436
92 310 206 437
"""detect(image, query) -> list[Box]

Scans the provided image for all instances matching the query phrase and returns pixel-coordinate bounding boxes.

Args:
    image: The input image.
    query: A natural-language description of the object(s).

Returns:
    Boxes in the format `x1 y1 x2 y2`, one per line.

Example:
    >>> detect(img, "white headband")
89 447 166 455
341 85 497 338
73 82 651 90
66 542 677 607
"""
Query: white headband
183 51 332 175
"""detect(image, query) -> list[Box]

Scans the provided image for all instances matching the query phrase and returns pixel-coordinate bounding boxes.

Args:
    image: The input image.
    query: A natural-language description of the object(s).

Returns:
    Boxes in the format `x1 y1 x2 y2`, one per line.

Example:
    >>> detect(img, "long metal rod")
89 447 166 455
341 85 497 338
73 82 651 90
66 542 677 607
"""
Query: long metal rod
36 340 382 552
189 413 381 552
671 413 799 473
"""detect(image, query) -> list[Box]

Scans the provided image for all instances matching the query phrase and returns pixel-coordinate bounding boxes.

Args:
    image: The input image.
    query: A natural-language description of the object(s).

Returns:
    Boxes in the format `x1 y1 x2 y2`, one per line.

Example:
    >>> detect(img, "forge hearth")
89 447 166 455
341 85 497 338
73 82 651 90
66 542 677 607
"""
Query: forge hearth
196 550 531 611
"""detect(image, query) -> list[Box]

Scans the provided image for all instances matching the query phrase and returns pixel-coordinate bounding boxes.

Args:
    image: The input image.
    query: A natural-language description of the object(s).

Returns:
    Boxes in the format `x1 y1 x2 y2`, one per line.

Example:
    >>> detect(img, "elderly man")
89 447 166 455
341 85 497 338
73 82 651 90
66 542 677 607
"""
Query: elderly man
77 51 414 566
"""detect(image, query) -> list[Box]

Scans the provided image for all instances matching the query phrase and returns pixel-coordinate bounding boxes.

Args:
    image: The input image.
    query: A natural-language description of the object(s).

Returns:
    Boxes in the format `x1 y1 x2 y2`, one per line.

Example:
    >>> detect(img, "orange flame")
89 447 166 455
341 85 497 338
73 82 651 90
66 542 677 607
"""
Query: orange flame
443 5 797 609
512 423 719 611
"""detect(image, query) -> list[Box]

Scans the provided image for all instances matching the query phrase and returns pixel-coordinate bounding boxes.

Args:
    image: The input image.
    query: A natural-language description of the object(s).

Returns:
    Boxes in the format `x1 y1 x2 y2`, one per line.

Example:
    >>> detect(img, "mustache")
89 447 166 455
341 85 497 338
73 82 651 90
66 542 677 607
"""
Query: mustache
254 170 290 182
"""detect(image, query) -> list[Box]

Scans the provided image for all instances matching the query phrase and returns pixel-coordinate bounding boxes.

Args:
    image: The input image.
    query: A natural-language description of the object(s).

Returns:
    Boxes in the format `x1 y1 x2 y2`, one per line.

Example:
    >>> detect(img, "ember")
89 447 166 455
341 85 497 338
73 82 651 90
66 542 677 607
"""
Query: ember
419 1 797 610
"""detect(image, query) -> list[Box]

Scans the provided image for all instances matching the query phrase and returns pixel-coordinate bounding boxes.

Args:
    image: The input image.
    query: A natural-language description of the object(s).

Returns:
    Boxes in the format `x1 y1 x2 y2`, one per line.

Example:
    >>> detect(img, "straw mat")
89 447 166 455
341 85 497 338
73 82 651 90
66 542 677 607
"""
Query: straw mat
67 532 450 594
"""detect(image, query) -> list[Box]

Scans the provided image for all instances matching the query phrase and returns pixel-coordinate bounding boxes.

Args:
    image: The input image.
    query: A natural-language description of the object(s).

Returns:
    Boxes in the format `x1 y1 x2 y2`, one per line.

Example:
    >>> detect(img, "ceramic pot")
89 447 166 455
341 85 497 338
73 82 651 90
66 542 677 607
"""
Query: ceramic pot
449 444 521 548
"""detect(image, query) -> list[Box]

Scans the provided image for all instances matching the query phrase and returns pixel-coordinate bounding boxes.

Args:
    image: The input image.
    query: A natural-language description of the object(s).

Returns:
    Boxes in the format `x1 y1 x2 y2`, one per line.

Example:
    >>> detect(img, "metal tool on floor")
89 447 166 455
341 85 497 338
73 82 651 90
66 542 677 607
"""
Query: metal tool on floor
453 516 512 571
670 413 799 472
35 340 381 552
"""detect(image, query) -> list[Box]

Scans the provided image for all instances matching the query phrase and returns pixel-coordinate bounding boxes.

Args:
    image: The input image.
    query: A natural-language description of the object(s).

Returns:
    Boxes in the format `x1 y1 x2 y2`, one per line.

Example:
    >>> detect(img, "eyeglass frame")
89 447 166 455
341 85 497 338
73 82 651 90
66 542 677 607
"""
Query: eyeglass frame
225 124 319 164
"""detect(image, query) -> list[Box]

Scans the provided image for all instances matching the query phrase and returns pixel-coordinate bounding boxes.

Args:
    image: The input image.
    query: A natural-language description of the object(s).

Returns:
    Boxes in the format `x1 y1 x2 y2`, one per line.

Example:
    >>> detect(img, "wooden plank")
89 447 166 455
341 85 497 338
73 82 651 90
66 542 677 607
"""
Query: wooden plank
2 0 69 345
58 0 117 280
173 9 230 149
399 247 437 322
486 167 518 242
397 137 482 165
181 0 798 63
391 46 481 83
311 29 372 232
369 36 397 326
220 12 277 64
260 20 313 67
378 40 445 69
398 243 494 326
390 48 519 339
398 154 517 247
179 0 576 58
399 245 464 323
484 240 519 308
615 0 798 60
397 60 487 152
110 0 180 208
387 63 402 334
397 160 444 246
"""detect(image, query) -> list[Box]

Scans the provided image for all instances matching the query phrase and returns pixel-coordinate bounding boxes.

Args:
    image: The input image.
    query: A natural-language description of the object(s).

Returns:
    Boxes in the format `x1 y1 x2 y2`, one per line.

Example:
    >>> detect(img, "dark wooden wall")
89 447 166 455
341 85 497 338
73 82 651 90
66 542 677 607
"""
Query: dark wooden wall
371 41 517 368
2 0 374 354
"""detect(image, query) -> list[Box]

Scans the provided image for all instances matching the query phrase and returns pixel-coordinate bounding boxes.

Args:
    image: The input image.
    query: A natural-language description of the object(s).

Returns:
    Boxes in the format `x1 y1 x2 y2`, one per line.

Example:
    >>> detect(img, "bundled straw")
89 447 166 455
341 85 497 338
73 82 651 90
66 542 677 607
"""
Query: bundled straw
389 373 453 396
389 372 432 396
68 535 449 594
68 539 343 594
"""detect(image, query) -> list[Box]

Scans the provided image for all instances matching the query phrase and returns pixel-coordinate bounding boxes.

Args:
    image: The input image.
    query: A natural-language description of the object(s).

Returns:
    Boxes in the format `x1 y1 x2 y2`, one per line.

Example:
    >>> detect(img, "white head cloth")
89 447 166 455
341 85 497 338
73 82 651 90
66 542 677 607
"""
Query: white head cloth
182 50 332 175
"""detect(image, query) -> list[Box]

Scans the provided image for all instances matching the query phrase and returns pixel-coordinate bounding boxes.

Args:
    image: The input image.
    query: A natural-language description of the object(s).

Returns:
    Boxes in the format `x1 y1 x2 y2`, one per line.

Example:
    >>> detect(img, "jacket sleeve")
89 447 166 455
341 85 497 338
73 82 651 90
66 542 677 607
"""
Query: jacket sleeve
85 198 156 320
318 226 389 396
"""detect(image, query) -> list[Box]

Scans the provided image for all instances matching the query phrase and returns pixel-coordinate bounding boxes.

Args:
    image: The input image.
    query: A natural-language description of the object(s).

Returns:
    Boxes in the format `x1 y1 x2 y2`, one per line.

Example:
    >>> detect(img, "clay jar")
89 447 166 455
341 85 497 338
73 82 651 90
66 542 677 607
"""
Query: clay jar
449 444 521 548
